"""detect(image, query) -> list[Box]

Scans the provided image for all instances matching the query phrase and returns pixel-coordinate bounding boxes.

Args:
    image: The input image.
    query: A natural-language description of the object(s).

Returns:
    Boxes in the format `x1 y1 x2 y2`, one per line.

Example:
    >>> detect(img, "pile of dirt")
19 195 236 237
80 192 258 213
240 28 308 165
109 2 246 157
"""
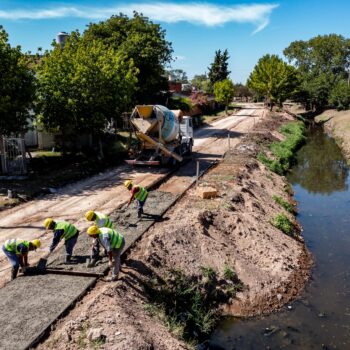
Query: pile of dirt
37 111 313 350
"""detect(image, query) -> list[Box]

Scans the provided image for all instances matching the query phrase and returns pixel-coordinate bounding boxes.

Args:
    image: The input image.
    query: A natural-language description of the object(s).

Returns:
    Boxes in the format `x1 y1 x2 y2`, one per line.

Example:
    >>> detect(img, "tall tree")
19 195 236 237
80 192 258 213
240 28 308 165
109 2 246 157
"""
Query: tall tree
247 54 299 110
166 69 188 83
284 34 350 110
208 49 231 89
84 13 173 103
0 26 35 136
214 79 234 115
36 31 138 150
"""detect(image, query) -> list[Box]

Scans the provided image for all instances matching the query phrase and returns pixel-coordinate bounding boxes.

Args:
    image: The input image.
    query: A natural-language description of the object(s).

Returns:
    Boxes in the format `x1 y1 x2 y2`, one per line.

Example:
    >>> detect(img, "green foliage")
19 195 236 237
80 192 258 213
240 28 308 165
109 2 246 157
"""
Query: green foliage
272 195 294 213
257 121 305 174
272 213 295 236
144 268 240 343
191 74 211 92
166 69 188 83
247 54 300 109
329 79 350 110
0 25 36 135
208 49 231 89
167 97 192 112
84 13 173 103
200 266 216 280
234 83 253 99
223 265 237 281
36 31 138 142
284 34 350 110
214 79 234 114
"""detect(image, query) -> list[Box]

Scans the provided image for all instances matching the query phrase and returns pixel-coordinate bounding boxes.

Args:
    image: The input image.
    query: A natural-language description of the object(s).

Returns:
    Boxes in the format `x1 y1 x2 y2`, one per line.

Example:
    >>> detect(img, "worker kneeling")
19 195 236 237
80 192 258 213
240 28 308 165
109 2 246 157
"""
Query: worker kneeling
87 225 125 281
124 180 148 218
85 210 114 267
2 238 41 280
44 218 79 264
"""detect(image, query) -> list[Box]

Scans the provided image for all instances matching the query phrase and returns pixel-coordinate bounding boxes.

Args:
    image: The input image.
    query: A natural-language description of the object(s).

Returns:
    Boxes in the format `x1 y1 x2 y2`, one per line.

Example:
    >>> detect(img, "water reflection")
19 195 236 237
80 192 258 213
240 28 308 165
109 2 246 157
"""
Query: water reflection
288 128 348 194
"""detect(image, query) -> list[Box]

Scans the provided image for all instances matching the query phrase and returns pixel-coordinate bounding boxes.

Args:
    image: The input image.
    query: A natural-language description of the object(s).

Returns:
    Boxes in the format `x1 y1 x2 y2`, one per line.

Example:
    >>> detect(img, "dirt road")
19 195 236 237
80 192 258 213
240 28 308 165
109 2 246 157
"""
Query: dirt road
0 106 265 283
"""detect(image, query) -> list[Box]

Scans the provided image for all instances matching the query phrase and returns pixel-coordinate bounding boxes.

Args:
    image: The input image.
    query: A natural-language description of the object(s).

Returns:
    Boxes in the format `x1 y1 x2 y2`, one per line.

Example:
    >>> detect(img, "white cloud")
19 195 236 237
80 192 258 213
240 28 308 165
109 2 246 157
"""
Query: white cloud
0 2 279 33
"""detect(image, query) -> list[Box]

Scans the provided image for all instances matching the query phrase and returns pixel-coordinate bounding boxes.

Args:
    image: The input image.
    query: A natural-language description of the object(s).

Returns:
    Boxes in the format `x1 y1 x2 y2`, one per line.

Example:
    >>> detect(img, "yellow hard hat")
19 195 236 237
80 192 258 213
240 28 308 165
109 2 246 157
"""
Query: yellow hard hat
30 239 41 249
87 225 100 236
124 180 133 190
44 218 54 230
85 210 95 221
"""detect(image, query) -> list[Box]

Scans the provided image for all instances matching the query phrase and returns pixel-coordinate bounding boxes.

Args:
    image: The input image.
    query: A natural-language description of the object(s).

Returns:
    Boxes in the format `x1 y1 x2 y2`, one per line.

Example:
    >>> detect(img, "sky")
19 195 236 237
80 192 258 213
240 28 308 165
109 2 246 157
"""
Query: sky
0 0 349 83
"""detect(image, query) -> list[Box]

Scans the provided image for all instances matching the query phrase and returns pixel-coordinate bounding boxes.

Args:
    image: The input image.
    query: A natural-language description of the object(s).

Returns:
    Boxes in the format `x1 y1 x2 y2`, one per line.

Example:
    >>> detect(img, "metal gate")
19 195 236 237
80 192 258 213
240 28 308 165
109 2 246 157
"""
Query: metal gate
1 138 27 175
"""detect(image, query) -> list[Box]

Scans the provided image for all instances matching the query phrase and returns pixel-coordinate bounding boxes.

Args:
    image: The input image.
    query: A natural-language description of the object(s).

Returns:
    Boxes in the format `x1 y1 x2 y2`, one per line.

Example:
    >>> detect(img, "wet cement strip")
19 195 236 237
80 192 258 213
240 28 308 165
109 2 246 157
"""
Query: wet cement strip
0 159 215 350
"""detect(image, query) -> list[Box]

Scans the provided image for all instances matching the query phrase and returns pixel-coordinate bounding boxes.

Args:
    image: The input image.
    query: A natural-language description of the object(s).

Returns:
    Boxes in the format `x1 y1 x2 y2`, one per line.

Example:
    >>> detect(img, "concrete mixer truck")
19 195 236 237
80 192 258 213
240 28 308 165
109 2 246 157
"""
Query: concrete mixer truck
125 105 194 166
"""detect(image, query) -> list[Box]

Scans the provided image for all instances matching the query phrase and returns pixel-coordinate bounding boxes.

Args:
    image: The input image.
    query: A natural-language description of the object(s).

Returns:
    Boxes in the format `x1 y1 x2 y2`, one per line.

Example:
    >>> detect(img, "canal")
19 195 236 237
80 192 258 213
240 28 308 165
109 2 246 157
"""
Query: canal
210 127 350 349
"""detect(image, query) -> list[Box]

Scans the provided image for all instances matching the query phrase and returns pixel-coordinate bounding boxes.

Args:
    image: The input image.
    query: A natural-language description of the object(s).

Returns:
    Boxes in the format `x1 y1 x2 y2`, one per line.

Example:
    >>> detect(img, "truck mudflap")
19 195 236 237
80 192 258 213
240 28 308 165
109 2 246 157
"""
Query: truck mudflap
125 159 160 166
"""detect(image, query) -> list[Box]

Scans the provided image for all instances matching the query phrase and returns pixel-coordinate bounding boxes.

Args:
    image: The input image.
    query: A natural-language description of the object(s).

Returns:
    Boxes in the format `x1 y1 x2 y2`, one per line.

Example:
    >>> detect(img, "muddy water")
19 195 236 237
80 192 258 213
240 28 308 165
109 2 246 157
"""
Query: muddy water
210 127 350 349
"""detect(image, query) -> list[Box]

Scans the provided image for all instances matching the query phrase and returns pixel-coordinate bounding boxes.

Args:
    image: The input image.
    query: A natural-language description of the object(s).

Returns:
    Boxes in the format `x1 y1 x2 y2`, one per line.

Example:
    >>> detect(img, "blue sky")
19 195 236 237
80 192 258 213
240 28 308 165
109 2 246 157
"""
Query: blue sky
1 0 349 83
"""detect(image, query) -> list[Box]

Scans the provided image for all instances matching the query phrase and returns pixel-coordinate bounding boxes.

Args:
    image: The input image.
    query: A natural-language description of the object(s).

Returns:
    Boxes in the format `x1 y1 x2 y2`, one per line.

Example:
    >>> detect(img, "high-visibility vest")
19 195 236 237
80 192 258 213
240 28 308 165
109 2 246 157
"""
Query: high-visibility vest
99 227 124 249
55 221 78 241
4 239 30 255
95 212 114 229
134 186 148 202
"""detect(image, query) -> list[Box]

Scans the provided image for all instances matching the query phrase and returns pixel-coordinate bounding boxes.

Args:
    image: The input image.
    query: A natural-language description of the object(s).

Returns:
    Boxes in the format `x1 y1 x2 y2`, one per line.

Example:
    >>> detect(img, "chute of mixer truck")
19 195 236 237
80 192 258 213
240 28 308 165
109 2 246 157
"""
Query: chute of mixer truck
125 105 194 166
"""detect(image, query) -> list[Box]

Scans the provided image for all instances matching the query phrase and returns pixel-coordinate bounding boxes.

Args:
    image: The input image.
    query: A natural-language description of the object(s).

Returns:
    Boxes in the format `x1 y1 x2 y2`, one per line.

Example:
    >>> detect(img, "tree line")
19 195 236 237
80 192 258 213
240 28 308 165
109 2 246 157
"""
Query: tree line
2 16 350 145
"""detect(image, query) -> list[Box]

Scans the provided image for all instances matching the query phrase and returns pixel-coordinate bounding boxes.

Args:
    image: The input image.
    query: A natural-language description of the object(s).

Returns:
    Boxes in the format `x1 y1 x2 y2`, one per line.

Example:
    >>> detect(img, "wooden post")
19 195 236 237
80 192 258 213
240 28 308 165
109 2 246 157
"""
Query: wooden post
196 161 199 187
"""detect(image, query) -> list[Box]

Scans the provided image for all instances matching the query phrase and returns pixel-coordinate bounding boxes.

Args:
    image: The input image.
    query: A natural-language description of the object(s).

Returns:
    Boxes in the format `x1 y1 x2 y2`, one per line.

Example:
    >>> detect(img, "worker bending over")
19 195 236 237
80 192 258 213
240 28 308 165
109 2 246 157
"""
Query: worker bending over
124 180 148 218
85 210 114 267
2 238 41 280
44 218 79 263
87 225 125 281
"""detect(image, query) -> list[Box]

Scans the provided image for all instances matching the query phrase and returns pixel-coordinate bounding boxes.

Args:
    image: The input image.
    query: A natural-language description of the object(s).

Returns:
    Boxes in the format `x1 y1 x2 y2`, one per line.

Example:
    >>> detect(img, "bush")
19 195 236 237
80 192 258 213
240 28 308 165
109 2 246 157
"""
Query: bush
272 213 295 236
167 97 192 112
257 121 305 174
329 79 350 110
272 195 294 213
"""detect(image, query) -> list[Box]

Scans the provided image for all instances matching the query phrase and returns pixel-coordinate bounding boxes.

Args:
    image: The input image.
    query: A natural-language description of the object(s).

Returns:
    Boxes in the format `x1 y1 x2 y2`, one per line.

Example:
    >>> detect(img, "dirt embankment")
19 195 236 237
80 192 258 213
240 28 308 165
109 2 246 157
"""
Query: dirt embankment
315 109 350 163
37 112 312 350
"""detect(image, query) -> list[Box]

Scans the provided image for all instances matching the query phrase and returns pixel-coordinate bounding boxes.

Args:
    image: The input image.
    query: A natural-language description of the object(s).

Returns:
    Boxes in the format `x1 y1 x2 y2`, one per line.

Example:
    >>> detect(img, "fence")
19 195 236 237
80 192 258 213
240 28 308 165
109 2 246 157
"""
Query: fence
0 137 27 175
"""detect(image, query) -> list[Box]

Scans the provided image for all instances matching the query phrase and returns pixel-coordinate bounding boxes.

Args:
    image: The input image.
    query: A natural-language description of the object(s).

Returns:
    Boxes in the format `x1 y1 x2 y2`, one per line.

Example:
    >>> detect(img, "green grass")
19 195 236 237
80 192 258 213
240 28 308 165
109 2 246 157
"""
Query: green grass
223 265 237 281
272 213 295 236
257 121 306 175
272 195 294 213
144 268 240 345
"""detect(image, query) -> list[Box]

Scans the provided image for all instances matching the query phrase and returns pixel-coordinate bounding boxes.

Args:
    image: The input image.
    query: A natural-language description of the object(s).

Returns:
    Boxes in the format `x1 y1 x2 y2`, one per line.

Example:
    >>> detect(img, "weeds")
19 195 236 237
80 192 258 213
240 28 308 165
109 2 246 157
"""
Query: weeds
200 266 216 280
257 121 305 175
272 195 294 213
77 321 89 349
144 269 233 345
272 213 295 236
223 265 237 281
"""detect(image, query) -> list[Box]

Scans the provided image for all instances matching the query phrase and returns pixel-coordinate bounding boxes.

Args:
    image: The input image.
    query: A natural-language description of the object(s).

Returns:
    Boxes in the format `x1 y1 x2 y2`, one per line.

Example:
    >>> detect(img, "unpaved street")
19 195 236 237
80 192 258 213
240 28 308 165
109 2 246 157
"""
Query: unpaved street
0 106 265 282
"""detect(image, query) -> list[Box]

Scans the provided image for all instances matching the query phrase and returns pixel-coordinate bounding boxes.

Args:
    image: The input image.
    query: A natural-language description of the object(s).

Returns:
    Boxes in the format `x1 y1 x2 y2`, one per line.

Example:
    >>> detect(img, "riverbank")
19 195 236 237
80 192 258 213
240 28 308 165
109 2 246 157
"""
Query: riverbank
37 111 312 350
314 109 350 163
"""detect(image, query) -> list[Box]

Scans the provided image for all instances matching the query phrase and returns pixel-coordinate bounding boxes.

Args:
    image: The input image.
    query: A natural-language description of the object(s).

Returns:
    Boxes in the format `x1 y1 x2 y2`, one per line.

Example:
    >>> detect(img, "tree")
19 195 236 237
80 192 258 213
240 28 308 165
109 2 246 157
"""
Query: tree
191 74 211 92
208 49 231 89
214 79 234 114
0 26 35 136
284 34 350 110
234 83 253 101
36 31 138 152
84 12 173 103
329 79 350 110
166 69 188 83
247 54 299 110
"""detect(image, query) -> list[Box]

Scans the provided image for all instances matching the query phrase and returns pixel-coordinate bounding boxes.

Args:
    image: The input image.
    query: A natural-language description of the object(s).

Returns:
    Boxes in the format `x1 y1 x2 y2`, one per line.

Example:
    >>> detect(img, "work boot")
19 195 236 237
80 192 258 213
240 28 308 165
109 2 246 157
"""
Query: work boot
137 210 142 218
64 255 72 264
11 267 18 281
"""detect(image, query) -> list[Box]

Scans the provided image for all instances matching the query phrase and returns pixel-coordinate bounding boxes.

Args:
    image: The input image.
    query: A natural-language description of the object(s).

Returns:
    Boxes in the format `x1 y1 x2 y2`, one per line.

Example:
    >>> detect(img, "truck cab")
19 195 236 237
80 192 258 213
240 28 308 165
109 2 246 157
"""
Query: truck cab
180 116 194 154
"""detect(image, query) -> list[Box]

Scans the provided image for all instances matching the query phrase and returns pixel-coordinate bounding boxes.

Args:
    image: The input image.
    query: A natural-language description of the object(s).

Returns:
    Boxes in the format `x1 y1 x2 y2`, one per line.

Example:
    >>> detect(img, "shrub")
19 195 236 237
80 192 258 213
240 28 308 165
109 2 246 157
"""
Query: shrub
272 195 294 213
272 213 295 236
223 265 237 281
